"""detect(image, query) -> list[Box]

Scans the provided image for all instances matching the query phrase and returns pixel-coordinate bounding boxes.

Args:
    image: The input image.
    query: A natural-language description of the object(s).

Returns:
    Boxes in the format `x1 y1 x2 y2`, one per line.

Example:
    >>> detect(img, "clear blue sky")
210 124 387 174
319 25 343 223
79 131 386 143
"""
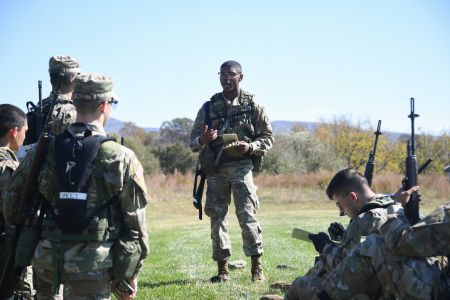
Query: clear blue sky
1 0 449 134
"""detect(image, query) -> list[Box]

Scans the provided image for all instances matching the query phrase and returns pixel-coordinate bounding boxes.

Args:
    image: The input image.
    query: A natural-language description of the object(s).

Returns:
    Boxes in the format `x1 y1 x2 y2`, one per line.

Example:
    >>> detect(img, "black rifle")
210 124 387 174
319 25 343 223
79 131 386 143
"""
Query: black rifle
192 160 206 220
364 120 382 187
0 74 64 296
402 98 432 224
23 80 44 145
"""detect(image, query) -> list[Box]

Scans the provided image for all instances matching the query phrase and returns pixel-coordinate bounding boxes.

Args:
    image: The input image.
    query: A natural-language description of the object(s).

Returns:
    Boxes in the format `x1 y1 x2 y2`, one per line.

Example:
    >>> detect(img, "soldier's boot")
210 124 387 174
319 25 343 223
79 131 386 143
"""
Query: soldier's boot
251 255 266 282
210 260 230 283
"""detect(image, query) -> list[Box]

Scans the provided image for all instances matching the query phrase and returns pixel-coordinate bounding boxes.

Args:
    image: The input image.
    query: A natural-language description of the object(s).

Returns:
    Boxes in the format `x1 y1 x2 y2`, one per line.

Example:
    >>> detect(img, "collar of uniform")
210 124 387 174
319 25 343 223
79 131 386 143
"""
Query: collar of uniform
222 90 240 106
0 146 18 162
49 91 73 102
67 123 107 138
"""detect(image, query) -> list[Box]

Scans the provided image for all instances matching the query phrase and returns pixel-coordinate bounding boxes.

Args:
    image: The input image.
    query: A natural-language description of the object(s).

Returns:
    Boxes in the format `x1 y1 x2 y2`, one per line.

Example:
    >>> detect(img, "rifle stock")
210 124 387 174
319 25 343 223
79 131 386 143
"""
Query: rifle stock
193 160 205 220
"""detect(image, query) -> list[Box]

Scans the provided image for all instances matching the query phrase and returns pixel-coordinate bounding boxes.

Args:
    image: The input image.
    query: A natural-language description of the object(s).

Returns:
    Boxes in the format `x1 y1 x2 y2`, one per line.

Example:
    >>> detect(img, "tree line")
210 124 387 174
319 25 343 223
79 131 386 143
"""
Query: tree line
112 117 450 176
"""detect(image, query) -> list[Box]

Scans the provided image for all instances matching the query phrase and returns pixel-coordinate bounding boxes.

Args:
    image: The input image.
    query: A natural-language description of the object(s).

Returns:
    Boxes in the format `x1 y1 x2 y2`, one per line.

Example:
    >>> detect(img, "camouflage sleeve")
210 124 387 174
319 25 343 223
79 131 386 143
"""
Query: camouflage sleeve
385 202 450 257
50 102 77 135
250 100 274 156
119 151 150 278
2 150 34 226
321 210 386 271
189 106 206 152
0 163 16 227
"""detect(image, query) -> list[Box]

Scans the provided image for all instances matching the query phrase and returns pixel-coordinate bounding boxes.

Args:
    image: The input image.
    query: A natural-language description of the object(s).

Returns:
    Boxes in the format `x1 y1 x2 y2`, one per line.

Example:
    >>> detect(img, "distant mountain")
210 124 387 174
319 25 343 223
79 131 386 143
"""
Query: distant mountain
105 118 407 142
105 118 159 134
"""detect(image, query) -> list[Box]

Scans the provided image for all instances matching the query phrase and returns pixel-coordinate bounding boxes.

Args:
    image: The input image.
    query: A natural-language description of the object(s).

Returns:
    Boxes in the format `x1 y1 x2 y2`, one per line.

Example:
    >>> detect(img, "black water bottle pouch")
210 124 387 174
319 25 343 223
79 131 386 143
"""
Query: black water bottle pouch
55 192 89 232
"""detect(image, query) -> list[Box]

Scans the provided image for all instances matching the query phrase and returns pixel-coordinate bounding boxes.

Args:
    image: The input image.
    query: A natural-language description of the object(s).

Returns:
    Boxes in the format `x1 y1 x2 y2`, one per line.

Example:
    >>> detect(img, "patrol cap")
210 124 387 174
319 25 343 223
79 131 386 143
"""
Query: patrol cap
48 55 80 74
72 73 118 103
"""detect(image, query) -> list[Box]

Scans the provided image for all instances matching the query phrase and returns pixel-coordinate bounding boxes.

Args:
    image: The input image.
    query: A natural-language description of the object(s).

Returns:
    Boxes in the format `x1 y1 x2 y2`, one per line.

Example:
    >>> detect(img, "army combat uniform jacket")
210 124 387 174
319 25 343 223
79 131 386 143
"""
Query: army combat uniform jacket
0 147 19 229
42 92 77 136
3 123 149 294
286 196 407 300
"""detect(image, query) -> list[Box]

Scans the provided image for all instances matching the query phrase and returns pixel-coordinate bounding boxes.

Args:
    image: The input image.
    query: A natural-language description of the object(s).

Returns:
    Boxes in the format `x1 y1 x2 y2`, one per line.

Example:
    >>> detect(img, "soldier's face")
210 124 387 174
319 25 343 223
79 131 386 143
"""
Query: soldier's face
219 66 242 94
332 192 359 218
10 122 28 151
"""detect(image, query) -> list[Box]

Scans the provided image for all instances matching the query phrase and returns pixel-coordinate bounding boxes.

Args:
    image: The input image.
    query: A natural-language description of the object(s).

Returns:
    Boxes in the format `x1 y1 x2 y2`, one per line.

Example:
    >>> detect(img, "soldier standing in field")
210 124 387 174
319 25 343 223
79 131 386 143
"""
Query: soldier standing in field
21 55 80 152
4 74 149 299
0 104 35 299
190 60 274 282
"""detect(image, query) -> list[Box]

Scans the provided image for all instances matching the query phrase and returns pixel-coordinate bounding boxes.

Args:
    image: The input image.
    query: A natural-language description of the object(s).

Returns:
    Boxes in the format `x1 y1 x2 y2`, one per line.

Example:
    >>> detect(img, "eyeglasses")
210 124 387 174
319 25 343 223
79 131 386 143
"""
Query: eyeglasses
218 72 241 78
99 98 119 110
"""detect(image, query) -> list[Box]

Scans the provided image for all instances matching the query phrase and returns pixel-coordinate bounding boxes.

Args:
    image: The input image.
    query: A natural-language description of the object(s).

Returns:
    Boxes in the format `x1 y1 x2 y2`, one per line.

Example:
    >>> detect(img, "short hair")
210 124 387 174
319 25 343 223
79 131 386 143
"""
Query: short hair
220 60 242 73
49 72 75 89
73 98 103 115
326 168 369 200
0 104 26 138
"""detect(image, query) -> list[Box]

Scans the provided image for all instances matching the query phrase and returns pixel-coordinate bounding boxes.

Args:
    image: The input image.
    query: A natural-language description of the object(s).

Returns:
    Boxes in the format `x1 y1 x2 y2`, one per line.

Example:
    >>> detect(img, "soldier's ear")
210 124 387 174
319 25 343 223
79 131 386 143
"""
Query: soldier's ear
239 74 243 82
349 192 358 202
8 127 18 138
99 101 108 113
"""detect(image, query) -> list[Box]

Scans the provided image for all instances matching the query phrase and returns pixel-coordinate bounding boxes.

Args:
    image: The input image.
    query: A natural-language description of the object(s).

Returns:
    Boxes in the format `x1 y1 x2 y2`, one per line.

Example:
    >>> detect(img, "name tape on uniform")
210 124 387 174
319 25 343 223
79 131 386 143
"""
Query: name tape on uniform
59 192 88 201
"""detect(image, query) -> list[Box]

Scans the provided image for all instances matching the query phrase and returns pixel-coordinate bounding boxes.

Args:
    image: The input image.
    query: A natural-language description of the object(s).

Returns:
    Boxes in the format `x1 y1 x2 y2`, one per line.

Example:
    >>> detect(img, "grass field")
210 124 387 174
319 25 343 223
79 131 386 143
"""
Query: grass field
132 172 449 300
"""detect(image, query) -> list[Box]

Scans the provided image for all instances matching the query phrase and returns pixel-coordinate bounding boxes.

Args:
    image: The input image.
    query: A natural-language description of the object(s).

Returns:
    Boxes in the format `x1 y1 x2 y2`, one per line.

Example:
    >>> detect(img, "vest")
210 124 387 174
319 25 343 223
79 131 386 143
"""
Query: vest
42 130 121 242
199 90 256 173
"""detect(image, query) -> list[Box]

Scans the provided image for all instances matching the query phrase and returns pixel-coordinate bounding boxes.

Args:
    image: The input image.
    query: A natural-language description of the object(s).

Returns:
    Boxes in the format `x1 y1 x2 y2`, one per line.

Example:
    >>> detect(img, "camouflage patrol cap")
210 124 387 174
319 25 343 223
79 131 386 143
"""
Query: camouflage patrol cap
48 55 80 74
72 73 118 102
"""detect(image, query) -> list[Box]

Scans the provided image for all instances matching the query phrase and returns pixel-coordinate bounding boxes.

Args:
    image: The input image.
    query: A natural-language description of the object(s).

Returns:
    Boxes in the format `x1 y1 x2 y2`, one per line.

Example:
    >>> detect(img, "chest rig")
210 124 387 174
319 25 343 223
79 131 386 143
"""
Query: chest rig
42 129 121 241
199 90 256 174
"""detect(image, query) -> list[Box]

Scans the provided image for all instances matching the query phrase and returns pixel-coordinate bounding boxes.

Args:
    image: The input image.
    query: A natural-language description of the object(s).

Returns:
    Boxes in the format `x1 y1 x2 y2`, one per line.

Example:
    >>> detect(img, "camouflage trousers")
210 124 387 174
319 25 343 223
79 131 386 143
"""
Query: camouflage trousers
32 239 113 299
204 159 263 261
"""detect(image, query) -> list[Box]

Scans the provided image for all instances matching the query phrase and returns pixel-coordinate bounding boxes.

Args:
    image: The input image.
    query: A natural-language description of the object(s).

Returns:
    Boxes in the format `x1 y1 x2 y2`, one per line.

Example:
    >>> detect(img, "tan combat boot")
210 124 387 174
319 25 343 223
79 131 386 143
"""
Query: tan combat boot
251 255 266 282
210 260 230 283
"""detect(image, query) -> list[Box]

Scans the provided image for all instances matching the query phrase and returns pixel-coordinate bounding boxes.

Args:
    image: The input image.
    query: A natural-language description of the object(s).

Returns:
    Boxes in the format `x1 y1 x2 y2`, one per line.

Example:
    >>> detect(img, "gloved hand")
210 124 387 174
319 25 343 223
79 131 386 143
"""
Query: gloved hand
308 232 332 253
328 222 346 242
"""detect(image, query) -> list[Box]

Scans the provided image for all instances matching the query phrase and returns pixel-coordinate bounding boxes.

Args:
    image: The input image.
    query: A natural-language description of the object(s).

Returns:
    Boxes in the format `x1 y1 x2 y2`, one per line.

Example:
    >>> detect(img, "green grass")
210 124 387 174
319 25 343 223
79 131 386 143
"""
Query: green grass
133 189 447 300
132 199 346 300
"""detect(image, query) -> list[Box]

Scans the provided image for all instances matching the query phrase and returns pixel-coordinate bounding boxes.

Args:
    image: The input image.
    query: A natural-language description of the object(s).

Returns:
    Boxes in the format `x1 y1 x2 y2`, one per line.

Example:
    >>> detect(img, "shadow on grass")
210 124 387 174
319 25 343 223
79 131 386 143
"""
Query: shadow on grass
140 278 210 288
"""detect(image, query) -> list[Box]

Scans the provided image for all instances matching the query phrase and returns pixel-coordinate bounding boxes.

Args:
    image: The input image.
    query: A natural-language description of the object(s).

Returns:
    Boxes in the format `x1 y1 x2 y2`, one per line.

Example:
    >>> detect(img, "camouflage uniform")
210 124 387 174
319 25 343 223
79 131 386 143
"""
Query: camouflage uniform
41 92 77 136
0 147 34 299
190 89 273 261
285 196 406 300
4 74 149 299
43 55 79 136
288 201 450 300
19 55 79 158
382 201 450 257
0 147 19 229
308 234 448 300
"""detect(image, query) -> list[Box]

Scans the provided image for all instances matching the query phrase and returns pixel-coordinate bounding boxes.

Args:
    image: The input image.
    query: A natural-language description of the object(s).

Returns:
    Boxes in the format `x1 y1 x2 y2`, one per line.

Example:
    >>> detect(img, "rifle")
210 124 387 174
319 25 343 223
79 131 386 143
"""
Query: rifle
0 74 64 294
192 160 206 220
23 80 44 146
403 98 432 224
364 120 382 187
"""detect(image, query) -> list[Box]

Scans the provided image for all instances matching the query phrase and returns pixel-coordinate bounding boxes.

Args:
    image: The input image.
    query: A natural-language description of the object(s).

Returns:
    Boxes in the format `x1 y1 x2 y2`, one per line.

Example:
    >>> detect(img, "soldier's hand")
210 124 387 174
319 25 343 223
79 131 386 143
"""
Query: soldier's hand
112 278 138 299
199 125 218 145
328 222 346 242
308 232 332 253
393 186 420 206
